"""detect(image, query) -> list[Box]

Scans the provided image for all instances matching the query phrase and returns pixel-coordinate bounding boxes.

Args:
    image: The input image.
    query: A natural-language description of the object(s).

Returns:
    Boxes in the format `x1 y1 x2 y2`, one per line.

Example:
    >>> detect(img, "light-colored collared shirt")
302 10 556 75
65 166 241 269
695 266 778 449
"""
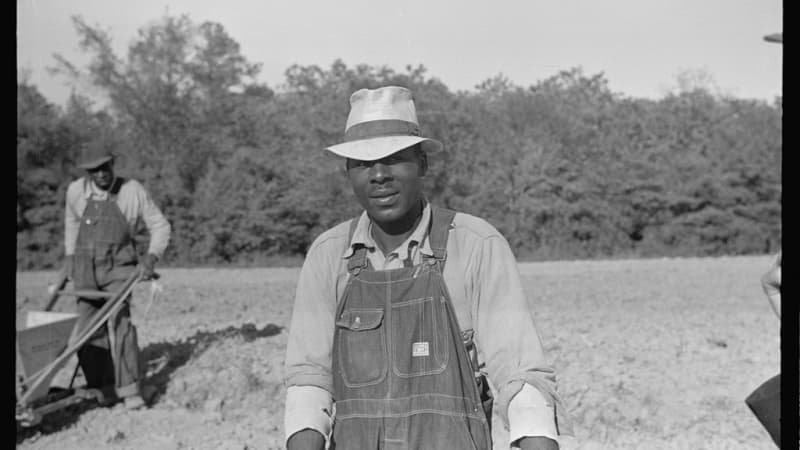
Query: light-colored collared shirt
64 176 171 258
284 202 568 448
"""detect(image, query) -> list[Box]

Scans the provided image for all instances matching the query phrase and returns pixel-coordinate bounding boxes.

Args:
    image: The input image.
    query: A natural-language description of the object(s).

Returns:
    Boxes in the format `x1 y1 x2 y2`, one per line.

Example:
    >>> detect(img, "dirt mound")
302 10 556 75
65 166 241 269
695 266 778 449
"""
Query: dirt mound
153 323 285 417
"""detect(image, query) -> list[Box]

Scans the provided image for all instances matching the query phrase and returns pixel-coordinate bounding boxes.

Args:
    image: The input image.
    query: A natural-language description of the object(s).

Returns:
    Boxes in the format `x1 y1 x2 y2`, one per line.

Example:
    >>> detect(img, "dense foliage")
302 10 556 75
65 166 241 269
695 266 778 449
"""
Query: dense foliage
17 15 781 269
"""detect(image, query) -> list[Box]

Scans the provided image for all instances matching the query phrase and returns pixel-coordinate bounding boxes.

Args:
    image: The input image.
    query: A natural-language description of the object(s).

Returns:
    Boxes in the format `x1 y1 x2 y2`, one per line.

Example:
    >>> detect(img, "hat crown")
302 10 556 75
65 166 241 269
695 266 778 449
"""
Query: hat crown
82 144 112 159
78 142 114 169
345 86 419 131
324 85 442 161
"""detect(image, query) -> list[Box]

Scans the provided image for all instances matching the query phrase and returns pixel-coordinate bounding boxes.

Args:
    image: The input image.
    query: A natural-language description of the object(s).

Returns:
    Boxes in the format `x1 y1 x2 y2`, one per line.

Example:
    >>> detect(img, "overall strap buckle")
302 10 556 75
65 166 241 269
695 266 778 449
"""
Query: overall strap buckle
426 206 457 270
347 246 369 276
345 216 368 276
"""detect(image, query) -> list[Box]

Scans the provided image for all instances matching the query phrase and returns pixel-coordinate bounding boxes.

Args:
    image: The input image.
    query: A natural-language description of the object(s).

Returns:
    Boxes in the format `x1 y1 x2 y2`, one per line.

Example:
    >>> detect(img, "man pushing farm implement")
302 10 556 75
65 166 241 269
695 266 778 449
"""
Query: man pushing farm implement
62 142 171 410
283 86 573 449
17 143 170 426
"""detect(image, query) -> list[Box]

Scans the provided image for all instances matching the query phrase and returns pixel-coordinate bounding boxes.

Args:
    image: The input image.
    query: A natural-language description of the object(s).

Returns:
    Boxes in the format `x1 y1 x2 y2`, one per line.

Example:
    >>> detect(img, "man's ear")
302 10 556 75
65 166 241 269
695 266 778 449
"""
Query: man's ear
418 150 428 176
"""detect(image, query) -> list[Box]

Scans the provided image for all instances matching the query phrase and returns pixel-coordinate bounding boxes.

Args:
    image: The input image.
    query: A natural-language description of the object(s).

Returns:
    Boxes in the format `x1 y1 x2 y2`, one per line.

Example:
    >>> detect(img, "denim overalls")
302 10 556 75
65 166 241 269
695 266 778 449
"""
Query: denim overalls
72 177 141 398
331 207 492 450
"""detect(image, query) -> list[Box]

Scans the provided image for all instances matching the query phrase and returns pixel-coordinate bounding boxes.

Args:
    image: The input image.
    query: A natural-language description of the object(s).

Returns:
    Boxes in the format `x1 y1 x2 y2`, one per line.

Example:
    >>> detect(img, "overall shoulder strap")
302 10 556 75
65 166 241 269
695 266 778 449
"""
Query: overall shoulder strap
108 176 126 202
427 206 457 268
346 216 368 275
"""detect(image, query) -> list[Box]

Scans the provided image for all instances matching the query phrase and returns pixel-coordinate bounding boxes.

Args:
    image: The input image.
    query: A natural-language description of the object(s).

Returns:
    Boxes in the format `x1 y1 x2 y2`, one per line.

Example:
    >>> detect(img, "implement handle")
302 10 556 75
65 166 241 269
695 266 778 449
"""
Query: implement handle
54 273 160 299
57 290 114 299
44 267 69 312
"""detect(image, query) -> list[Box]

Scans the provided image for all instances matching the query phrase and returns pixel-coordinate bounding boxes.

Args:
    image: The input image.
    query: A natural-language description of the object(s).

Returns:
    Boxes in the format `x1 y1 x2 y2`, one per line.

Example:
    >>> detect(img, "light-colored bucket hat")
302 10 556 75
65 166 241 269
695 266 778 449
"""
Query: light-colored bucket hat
325 86 443 161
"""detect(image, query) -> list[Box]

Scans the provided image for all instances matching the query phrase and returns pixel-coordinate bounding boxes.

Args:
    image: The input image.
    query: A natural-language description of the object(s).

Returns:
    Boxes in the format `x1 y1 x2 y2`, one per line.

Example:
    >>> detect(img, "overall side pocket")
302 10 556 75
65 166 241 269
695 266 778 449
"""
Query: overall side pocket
336 308 387 387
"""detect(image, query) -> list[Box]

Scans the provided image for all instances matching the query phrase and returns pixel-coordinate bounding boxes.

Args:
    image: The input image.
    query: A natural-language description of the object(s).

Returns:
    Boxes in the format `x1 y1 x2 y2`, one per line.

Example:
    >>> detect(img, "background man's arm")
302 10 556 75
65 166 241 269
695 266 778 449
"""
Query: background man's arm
63 181 82 277
134 181 171 259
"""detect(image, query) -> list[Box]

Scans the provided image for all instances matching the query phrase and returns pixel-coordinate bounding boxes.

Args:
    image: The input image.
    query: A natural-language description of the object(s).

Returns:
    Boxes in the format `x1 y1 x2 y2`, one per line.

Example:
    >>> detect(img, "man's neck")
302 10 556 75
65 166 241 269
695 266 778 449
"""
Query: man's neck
87 176 116 196
370 201 424 256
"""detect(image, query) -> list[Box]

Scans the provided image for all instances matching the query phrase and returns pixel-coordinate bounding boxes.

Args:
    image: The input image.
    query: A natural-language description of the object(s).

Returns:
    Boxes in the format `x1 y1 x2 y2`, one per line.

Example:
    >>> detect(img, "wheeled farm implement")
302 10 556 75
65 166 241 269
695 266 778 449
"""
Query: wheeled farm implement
16 270 155 426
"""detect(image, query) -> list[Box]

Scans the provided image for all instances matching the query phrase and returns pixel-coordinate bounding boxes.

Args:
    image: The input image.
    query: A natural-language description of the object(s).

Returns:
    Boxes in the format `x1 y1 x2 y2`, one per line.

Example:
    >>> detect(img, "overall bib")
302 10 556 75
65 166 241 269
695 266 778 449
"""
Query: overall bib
72 177 142 398
331 207 492 450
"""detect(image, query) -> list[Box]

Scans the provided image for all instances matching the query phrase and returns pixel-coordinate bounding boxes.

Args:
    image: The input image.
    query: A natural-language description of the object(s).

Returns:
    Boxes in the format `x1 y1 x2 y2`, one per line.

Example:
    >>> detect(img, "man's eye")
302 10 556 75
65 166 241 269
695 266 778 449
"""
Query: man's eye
348 159 369 169
384 155 409 165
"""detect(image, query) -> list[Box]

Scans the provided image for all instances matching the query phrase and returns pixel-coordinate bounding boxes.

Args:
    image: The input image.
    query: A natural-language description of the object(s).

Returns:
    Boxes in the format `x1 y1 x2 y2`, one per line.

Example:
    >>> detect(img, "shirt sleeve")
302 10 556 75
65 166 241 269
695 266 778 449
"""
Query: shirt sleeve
132 181 171 258
471 232 572 436
64 180 82 256
284 385 333 447
508 383 559 447
283 234 340 398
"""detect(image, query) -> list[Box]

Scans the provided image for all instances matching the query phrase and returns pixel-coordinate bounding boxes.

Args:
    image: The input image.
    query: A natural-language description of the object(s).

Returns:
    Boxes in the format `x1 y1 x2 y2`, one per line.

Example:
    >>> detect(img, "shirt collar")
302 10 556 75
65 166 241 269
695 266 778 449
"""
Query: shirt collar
83 176 116 200
342 199 434 260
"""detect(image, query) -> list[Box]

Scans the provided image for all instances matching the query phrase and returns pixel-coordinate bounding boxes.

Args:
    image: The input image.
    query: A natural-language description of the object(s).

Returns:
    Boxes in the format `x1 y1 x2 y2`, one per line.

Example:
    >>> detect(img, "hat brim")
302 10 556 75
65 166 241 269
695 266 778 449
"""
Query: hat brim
325 136 442 161
78 155 113 170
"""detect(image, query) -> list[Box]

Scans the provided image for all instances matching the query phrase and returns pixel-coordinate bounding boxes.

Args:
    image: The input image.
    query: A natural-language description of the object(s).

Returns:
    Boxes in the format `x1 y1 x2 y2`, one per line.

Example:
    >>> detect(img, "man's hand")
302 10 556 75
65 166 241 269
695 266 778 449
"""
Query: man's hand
518 436 559 450
139 253 159 280
286 429 325 450
64 254 74 281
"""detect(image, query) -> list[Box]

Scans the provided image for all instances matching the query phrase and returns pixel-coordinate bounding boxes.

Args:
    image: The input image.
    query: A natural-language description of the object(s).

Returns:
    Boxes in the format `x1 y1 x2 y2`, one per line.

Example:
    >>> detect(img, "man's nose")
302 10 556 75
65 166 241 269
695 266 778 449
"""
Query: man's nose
369 162 391 182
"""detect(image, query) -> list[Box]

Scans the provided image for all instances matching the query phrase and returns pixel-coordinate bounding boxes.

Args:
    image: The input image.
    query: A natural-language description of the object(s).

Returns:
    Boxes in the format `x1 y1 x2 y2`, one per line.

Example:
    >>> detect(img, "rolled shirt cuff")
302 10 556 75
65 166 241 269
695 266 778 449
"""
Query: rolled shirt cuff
115 382 140 399
284 385 334 447
508 383 559 447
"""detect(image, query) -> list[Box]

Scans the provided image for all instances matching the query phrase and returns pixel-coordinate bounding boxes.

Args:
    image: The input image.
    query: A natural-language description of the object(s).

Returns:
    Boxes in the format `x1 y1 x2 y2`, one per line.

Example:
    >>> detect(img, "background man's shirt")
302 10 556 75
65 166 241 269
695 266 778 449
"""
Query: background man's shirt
64 176 171 258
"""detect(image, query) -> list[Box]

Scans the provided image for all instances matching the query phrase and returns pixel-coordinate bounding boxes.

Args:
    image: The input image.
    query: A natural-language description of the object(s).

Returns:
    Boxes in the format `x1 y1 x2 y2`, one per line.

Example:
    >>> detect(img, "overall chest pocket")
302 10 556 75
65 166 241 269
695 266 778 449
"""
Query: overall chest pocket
336 308 387 387
391 296 450 377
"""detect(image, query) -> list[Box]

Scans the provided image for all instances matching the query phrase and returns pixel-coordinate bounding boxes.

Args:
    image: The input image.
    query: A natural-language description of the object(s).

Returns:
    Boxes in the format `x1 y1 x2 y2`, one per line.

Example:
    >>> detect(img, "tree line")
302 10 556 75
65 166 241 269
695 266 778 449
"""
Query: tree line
17 14 782 269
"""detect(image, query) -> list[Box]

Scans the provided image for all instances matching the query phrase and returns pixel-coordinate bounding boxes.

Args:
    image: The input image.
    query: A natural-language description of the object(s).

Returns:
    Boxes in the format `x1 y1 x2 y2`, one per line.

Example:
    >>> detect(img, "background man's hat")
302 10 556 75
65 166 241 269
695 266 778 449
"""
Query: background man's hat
77 143 114 169
325 86 443 161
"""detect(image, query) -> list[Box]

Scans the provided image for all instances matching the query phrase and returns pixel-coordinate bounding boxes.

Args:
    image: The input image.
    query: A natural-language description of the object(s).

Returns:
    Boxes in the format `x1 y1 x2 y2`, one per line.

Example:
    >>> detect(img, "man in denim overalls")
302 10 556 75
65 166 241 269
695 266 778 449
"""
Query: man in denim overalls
64 143 171 409
284 86 573 449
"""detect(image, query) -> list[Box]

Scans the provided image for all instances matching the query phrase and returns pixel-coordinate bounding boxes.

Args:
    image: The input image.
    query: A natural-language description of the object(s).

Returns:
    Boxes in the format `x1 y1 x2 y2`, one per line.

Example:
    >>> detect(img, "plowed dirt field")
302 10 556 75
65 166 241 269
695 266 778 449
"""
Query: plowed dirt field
16 255 780 449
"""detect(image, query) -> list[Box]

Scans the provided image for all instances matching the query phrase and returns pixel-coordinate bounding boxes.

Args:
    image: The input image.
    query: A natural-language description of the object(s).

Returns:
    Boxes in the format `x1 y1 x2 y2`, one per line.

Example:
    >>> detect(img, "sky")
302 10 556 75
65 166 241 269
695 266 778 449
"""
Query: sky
17 0 783 107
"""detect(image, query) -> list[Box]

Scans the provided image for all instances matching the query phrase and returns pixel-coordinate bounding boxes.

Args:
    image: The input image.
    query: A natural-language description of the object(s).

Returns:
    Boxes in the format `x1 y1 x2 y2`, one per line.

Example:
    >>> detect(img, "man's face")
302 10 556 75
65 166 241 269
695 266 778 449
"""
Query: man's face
346 145 427 228
87 161 115 191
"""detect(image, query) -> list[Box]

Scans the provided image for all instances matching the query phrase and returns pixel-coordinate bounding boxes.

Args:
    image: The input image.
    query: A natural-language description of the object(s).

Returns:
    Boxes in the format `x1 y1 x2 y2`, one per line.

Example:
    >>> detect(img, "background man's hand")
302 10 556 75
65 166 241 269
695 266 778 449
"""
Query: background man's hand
139 253 159 280
64 254 74 281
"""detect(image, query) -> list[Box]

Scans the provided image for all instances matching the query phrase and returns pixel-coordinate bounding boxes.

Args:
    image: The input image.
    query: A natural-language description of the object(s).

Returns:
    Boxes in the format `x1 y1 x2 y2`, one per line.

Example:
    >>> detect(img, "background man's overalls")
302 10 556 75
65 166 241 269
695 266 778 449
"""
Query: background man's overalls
72 177 142 401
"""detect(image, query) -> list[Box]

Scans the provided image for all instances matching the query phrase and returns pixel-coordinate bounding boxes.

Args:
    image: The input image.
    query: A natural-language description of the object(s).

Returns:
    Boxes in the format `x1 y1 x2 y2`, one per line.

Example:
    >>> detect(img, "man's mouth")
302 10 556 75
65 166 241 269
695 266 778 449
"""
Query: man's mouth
370 191 398 205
